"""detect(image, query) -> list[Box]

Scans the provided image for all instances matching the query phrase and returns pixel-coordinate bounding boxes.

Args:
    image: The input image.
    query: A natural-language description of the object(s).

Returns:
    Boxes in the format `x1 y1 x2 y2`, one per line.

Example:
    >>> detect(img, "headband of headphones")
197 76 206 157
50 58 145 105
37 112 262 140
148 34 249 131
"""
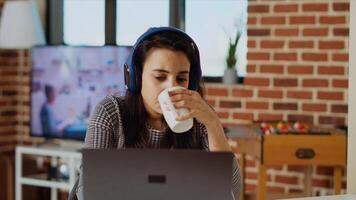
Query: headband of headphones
124 27 202 94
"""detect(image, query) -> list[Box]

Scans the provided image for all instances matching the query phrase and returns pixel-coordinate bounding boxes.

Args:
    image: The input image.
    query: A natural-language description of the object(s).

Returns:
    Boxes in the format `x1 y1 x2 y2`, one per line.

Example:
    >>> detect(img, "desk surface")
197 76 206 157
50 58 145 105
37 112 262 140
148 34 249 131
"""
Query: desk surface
279 194 356 200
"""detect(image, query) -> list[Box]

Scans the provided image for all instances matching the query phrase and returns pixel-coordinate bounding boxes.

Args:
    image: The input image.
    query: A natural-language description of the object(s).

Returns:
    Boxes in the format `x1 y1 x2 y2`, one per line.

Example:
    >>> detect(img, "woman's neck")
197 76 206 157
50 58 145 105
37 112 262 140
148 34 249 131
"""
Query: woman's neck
147 116 167 131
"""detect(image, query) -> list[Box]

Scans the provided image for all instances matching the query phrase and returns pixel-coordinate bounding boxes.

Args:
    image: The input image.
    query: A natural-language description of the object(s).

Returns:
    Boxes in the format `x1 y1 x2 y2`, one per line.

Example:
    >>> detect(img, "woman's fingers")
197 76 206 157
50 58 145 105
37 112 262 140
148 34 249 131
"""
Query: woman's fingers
176 111 195 121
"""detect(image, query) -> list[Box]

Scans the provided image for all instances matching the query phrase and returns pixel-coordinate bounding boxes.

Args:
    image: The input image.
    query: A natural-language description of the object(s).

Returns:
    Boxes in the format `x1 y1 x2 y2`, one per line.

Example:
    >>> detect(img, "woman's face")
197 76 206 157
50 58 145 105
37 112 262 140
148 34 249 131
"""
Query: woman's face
141 48 190 119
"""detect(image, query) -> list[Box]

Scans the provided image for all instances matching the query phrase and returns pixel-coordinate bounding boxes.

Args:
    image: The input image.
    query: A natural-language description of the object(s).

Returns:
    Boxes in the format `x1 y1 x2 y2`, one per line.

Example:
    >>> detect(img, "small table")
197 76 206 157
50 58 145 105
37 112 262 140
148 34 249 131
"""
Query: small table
226 125 347 200
279 194 356 200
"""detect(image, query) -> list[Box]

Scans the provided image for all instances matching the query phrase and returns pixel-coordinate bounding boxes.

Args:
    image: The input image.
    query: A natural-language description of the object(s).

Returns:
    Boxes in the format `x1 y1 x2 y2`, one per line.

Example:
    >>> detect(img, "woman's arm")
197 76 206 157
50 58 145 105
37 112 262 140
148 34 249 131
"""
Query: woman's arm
70 96 122 200
171 89 242 198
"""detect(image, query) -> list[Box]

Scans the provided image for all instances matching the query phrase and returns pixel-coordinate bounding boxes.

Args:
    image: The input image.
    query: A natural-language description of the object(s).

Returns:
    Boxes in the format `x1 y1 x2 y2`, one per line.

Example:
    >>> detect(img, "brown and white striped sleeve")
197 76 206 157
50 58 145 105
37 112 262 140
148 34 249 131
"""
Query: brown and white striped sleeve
74 95 124 200
198 123 242 199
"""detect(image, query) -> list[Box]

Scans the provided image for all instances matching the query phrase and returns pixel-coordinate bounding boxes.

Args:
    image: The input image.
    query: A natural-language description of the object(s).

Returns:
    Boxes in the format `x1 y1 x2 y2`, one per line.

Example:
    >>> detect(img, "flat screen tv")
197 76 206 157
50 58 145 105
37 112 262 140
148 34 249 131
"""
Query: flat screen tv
30 45 131 140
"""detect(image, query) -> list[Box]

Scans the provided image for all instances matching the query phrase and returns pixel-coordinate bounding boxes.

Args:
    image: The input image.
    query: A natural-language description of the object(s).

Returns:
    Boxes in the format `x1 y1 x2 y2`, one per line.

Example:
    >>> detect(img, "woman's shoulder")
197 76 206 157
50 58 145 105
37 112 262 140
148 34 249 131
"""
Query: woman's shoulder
93 95 125 121
96 95 125 110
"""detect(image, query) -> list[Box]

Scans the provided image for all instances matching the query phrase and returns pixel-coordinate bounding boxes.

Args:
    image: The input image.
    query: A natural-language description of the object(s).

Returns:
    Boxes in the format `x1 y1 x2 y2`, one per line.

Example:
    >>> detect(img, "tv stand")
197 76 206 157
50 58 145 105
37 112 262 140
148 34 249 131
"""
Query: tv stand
40 139 85 150
16 144 82 200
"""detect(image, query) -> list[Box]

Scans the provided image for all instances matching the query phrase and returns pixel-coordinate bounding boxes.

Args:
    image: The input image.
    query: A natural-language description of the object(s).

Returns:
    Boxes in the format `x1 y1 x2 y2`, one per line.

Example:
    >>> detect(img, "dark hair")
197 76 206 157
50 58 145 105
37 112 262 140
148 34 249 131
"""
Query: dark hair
122 31 205 148
44 84 54 99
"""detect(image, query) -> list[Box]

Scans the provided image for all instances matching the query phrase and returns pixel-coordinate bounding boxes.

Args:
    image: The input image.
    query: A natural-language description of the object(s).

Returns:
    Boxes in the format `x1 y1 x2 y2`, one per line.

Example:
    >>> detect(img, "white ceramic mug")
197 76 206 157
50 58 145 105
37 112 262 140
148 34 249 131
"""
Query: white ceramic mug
158 86 193 133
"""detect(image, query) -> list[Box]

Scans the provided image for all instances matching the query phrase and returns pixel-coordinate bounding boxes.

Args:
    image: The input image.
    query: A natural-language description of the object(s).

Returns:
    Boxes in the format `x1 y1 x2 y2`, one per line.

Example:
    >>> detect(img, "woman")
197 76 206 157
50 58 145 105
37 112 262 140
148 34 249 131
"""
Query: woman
69 27 241 200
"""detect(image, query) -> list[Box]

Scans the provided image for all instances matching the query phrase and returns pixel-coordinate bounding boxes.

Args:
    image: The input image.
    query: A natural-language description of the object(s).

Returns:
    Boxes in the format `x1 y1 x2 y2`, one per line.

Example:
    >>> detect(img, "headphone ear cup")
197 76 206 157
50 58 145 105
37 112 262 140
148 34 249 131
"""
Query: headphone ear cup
124 64 130 90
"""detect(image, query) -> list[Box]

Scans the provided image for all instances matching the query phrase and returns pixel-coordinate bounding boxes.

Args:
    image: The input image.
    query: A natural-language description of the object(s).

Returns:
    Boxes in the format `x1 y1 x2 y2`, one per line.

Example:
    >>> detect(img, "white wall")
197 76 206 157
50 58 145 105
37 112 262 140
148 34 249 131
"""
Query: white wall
347 0 356 194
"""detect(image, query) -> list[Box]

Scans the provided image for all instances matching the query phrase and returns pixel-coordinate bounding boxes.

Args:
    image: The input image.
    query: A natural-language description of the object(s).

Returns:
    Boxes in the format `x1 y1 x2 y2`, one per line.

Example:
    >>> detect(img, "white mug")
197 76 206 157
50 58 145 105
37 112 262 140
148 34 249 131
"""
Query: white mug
158 86 193 133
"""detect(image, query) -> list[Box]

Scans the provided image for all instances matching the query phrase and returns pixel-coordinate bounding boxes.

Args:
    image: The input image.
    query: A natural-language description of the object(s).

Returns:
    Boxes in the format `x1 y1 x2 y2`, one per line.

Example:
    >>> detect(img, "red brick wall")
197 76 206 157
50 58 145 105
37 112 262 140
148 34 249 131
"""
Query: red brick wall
205 0 349 195
0 49 30 151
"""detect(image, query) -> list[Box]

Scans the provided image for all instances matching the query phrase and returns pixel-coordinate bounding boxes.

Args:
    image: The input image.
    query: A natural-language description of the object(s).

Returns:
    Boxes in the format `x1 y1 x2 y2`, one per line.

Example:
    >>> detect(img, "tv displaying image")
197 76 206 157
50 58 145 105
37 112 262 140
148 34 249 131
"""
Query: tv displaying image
30 46 131 140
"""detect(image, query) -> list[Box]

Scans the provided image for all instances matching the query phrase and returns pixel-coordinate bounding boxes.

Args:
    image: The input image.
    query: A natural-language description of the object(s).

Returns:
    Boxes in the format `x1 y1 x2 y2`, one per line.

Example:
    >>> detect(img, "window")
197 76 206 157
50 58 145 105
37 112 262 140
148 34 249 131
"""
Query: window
59 0 246 79
185 0 247 77
116 0 169 46
63 0 105 45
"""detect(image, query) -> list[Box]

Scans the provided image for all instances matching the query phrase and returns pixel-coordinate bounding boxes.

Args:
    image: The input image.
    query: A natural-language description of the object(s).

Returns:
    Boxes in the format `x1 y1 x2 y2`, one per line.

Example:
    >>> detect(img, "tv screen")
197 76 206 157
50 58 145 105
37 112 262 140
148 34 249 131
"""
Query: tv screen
30 46 131 140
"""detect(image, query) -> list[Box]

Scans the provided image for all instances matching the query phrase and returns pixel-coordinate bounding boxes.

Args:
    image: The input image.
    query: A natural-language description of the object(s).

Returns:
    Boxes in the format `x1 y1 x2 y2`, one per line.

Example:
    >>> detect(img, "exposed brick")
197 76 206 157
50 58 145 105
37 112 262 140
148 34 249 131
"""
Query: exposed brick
320 16 346 24
220 101 242 108
247 52 270 60
0 121 17 126
273 103 298 111
246 101 269 110
248 29 270 36
248 17 257 25
246 159 256 167
268 186 285 193
331 104 348 114
244 77 270 86
303 28 328 36
245 184 256 192
318 66 345 75
332 53 349 62
316 166 334 176
217 111 229 119
289 189 304 193
319 41 345 50
312 179 331 188
232 112 254 121
302 79 329 87
0 51 18 57
258 89 283 99
288 114 314 124
302 3 328 12
248 5 269 13
289 41 314 48
287 91 312 99
274 78 298 87
333 28 349 36
333 79 348 88
302 53 328 61
290 16 315 24
248 40 256 48
261 16 286 25
275 175 299 184
319 116 345 126
258 113 283 122
302 103 327 112
268 166 283 170
275 28 299 36
260 64 284 74
206 99 216 107
0 81 16 86
274 53 297 61
260 40 284 49
333 3 349 11
317 91 344 101
247 64 256 73
232 89 253 97
0 60 19 66
206 88 228 96
0 131 17 136
245 172 258 179
288 65 313 75
1 110 18 116
288 166 305 172
274 4 298 12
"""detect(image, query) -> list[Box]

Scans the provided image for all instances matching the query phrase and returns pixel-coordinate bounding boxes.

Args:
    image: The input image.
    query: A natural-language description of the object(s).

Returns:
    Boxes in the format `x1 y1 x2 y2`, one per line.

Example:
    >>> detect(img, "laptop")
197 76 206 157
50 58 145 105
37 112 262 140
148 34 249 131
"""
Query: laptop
83 149 234 200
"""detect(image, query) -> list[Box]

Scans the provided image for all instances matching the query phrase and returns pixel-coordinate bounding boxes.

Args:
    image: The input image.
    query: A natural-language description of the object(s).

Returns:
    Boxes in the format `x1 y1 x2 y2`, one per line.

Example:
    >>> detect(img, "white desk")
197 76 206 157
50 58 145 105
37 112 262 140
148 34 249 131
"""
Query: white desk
279 194 356 200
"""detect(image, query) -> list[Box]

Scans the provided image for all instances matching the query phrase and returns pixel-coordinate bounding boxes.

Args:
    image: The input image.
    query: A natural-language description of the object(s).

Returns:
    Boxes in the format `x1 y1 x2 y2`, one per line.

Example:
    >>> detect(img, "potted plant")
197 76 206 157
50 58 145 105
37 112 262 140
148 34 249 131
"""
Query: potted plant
223 29 241 84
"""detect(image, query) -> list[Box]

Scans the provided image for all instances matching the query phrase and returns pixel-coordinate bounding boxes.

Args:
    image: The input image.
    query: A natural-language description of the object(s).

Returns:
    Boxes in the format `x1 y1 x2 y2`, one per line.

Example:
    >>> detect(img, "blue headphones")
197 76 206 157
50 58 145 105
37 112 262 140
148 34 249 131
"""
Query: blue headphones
124 27 202 94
